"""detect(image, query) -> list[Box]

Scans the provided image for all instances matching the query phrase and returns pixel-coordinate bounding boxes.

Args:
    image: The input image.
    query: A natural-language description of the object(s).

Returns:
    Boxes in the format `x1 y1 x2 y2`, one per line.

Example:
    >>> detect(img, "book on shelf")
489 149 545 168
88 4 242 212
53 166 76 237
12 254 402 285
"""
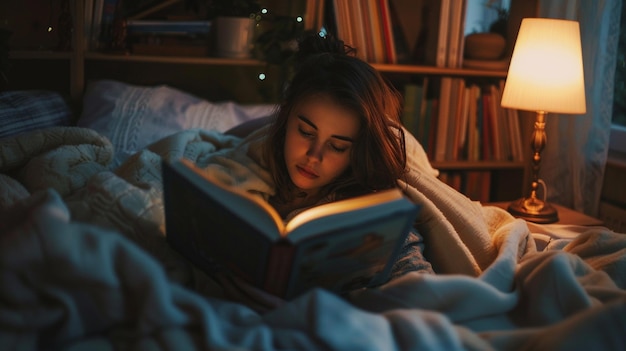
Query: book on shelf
357 0 376 62
464 170 491 203
324 0 409 64
401 82 428 139
90 0 121 50
425 0 450 67
349 0 369 62
424 80 522 163
364 0 386 63
434 76 453 161
390 0 428 63
162 159 421 300
446 0 467 68
126 20 212 35
378 0 397 64
439 170 491 203
402 83 420 135
124 19 211 56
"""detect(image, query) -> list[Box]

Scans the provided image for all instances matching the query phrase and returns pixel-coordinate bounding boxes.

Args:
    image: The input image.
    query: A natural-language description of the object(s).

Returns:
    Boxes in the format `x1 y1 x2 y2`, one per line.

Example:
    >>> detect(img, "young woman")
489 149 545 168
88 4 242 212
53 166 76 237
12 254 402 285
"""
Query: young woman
234 33 408 219
223 33 432 309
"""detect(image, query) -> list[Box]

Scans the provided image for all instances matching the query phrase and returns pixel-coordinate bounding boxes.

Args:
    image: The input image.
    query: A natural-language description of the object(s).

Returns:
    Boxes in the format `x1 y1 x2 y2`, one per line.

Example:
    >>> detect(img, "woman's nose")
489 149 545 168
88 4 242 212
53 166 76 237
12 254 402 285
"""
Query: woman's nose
306 141 323 161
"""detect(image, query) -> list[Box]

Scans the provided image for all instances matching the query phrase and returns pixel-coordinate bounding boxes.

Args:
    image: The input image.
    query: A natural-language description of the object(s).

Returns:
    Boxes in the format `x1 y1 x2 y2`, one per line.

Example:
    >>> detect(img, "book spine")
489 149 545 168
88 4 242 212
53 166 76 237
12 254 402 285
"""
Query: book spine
263 243 296 297
435 0 451 67
378 0 396 64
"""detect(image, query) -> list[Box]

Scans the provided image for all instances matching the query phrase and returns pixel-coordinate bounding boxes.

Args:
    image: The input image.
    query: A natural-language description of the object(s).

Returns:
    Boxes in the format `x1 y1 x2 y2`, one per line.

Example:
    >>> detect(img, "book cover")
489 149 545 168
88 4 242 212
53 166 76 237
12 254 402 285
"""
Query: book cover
162 159 420 299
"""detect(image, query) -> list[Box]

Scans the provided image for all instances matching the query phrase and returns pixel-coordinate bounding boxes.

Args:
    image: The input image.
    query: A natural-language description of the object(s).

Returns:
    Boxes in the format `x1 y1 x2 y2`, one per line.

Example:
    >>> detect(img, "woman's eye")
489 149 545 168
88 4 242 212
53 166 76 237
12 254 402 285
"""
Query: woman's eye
329 144 349 153
298 127 315 138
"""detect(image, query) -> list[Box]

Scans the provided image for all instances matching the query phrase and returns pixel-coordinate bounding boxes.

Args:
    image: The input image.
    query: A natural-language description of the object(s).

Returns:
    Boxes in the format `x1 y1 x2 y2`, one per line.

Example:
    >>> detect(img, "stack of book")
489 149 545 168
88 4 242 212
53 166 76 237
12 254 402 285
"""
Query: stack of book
84 0 211 56
126 20 212 56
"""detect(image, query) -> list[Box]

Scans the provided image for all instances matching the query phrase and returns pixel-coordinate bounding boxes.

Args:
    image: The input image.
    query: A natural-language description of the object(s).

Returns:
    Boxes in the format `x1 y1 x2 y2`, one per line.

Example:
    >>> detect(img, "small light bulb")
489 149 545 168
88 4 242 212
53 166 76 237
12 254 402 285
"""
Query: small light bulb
258 73 266 80
47 26 53 32
296 16 303 23
261 8 268 14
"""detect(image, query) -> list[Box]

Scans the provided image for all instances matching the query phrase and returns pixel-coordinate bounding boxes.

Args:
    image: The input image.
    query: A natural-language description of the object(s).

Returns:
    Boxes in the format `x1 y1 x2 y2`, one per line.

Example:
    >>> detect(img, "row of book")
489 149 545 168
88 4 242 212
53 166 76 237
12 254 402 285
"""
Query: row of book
316 0 469 67
324 0 398 64
402 78 524 163
84 0 211 55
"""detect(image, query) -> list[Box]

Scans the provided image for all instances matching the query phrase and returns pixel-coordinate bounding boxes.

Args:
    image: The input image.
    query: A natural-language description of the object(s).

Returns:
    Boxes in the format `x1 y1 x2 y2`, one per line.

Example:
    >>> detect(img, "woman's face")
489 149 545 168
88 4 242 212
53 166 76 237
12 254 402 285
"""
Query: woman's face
284 94 360 195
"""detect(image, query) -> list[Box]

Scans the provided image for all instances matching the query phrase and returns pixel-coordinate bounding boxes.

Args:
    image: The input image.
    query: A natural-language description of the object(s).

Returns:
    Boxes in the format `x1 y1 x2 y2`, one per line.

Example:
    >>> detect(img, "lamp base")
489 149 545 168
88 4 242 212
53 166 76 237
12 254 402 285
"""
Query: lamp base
507 197 559 224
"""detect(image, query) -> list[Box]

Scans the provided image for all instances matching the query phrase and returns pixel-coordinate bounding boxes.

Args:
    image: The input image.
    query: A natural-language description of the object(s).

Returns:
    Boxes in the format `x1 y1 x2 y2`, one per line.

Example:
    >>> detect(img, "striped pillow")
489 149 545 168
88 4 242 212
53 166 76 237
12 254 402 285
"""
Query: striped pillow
0 90 72 139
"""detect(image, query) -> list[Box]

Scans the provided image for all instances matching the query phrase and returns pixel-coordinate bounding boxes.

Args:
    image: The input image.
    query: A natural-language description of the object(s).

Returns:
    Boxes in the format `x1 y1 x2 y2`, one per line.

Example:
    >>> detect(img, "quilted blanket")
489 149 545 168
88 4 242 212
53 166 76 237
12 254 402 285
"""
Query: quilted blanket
1 126 625 350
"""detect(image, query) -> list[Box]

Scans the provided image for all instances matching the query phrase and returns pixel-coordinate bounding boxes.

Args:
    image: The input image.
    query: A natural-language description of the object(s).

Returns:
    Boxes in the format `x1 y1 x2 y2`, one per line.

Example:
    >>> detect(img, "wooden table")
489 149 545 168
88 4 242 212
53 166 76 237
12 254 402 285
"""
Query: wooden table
486 201 604 227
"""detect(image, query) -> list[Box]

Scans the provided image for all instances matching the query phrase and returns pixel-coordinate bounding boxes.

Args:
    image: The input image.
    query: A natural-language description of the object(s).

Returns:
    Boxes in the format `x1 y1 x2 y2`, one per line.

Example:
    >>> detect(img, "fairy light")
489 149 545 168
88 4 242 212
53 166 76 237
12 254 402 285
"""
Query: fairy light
296 16 303 23
258 73 266 80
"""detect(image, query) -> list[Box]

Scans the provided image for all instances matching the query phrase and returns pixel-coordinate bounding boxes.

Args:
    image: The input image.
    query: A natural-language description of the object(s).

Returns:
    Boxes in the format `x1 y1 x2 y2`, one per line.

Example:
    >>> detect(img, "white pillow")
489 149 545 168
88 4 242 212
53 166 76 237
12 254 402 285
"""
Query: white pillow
77 80 276 168
403 126 439 178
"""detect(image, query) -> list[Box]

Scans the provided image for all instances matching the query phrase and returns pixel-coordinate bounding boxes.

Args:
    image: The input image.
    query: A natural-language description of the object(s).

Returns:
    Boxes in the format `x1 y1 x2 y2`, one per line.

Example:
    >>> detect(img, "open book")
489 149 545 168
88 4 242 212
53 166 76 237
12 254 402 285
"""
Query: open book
162 159 421 299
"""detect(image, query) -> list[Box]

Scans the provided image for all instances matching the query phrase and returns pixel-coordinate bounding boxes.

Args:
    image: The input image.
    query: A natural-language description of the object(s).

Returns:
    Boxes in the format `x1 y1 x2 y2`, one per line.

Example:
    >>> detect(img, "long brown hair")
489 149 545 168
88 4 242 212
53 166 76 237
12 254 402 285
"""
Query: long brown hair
263 33 407 203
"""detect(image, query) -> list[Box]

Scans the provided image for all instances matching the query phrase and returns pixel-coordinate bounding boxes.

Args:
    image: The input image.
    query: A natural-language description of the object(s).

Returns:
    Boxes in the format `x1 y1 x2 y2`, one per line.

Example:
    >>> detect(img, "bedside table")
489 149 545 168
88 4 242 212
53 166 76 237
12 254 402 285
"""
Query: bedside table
486 202 604 226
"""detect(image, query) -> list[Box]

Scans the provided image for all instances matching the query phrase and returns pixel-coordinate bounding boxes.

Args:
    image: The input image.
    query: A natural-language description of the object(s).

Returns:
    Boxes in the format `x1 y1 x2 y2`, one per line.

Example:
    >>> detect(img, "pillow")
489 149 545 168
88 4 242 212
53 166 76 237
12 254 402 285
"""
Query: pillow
403 126 439 178
0 90 72 138
77 80 277 168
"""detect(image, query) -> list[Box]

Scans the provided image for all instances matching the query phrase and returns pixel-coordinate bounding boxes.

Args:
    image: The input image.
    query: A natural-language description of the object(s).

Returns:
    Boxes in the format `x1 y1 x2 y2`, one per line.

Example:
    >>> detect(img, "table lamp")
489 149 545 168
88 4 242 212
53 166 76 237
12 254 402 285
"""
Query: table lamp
501 18 586 223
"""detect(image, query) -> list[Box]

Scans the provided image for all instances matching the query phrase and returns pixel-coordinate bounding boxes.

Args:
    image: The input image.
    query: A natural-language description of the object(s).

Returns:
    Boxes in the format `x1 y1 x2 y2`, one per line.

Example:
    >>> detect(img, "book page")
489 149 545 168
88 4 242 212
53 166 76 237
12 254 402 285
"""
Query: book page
285 188 403 233
285 189 415 241
177 159 286 239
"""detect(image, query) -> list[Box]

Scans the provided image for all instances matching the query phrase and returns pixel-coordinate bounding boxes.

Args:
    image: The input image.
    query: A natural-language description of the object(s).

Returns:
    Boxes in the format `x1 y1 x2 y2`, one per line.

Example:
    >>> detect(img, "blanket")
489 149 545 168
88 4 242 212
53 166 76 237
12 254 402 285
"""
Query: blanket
1 126 625 350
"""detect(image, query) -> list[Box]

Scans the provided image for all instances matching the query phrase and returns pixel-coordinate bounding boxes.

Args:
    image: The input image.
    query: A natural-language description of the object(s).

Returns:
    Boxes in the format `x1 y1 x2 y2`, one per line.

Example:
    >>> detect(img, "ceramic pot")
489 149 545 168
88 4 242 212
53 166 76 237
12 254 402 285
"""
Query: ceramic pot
464 33 506 60
214 16 255 58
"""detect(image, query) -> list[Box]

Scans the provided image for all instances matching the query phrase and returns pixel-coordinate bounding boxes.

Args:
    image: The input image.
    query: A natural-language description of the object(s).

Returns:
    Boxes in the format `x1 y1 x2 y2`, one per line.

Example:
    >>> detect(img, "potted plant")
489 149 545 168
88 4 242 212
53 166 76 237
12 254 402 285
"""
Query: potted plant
464 2 509 61
253 13 309 100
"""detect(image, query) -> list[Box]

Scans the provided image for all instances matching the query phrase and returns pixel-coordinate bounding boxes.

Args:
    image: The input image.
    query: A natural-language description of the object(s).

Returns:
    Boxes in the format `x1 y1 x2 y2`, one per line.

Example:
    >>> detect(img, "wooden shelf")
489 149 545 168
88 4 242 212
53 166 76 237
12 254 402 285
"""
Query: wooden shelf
83 52 507 77
9 50 73 60
84 52 265 66
4 0 531 203
371 63 507 78
432 161 525 171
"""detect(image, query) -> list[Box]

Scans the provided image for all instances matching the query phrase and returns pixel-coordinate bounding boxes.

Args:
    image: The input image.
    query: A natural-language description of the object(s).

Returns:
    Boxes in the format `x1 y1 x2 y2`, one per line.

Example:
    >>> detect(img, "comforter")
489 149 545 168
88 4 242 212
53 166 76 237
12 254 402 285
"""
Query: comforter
1 126 624 350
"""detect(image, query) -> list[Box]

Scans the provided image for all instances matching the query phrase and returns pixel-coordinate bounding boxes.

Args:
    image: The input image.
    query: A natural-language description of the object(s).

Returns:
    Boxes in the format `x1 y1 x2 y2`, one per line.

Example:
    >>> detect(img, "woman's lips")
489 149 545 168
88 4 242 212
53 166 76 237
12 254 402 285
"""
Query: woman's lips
296 165 319 179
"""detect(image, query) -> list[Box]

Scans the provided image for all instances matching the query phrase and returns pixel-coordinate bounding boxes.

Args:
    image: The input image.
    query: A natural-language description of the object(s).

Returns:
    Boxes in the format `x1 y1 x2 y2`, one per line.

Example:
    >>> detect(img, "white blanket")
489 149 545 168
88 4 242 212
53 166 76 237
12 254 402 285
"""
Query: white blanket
1 126 625 350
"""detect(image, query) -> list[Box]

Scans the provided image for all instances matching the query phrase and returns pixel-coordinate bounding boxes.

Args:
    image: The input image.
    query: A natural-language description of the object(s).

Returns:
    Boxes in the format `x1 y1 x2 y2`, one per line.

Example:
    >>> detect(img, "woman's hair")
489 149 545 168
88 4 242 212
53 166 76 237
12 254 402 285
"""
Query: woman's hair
263 33 407 202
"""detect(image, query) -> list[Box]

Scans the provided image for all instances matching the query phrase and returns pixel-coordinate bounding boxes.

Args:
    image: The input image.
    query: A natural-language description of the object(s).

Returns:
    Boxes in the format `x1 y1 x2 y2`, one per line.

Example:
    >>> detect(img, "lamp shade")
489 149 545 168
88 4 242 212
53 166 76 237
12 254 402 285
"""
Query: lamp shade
501 18 586 114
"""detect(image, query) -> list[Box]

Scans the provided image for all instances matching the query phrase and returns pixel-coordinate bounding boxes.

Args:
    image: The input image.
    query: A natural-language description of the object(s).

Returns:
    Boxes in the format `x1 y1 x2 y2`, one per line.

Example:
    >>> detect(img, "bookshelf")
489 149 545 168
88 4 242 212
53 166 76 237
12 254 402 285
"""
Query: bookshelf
3 0 537 202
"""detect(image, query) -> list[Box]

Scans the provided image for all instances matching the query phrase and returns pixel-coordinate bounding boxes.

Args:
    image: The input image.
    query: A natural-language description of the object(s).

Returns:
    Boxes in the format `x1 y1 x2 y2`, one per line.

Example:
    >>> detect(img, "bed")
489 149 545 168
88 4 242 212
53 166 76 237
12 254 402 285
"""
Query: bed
1 80 625 350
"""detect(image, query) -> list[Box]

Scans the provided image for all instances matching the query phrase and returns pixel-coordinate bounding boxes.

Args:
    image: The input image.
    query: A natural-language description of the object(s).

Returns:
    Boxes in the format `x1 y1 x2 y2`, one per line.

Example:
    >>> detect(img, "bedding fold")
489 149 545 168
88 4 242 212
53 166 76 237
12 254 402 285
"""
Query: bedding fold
1 126 625 351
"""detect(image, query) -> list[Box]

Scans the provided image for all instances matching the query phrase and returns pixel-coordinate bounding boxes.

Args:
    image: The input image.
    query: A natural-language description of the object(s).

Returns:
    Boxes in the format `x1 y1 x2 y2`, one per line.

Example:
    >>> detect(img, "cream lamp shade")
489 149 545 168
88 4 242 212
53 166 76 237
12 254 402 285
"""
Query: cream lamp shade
501 18 586 114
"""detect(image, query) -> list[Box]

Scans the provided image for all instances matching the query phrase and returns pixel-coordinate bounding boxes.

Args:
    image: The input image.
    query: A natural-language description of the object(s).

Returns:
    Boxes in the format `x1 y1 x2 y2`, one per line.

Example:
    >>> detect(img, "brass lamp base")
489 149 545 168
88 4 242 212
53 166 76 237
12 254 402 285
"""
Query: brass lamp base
507 197 559 224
